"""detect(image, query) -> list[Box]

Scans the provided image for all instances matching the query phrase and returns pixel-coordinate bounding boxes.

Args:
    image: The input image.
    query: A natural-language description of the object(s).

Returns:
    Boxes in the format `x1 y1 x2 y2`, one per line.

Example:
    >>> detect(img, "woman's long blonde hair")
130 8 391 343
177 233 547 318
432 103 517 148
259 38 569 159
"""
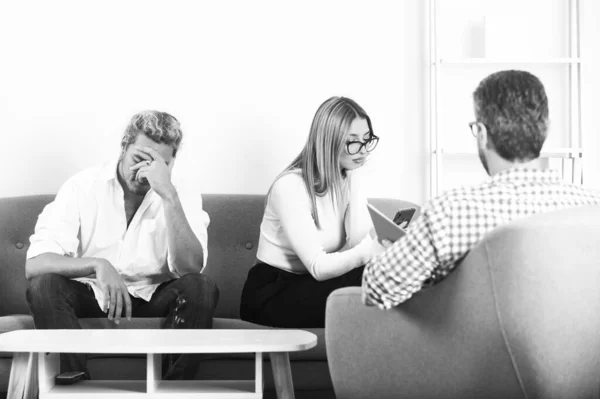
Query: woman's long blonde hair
270 96 374 228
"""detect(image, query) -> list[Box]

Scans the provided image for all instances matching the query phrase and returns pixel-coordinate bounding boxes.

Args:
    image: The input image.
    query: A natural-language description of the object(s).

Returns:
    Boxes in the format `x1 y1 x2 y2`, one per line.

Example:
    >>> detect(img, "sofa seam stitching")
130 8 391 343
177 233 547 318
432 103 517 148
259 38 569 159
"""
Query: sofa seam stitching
485 241 529 399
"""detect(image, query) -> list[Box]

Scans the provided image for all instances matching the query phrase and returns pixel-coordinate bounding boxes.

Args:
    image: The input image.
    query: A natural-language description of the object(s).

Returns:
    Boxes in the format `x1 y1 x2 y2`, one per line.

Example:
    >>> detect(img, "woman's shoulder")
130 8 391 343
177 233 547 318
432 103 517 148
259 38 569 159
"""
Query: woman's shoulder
269 169 310 206
271 169 304 191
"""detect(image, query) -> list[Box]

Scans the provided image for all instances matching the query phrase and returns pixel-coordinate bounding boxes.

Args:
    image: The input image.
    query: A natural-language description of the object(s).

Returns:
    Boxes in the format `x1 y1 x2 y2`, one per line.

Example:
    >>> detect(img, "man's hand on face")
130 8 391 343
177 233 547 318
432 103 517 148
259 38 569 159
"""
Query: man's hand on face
129 147 176 199
93 258 132 324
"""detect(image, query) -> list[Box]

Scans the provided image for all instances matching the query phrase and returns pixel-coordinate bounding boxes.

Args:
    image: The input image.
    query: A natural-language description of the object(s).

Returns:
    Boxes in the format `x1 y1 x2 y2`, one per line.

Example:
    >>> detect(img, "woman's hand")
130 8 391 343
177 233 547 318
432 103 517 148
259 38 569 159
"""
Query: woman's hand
372 237 391 255
362 236 392 265
380 238 393 248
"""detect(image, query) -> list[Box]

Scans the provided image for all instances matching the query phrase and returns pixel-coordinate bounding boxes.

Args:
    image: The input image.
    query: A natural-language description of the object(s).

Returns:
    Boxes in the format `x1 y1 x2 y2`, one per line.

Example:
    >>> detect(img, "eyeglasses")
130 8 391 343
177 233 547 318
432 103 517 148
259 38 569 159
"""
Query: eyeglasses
346 134 379 155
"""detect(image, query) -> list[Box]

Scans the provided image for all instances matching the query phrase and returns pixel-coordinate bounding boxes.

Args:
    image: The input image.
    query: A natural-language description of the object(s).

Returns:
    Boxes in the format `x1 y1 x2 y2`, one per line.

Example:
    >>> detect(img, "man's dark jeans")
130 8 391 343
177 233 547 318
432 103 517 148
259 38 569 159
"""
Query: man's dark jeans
26 273 219 380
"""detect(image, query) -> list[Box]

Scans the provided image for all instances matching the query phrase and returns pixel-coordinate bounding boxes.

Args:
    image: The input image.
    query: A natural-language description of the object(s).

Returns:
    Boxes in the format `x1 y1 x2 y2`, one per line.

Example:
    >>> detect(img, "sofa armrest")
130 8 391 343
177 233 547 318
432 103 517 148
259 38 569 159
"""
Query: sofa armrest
326 287 422 399
324 282 520 399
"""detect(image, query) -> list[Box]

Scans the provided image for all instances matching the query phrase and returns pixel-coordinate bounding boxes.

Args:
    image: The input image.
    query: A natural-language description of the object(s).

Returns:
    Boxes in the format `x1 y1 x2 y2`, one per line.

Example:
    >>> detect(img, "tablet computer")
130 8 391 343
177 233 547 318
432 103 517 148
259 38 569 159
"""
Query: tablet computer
368 203 407 243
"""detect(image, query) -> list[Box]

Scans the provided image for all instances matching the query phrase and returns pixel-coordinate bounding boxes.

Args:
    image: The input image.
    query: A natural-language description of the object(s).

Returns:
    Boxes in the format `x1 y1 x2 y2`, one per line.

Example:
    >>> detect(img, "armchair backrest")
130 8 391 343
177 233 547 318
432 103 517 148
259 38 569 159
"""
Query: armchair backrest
326 205 600 399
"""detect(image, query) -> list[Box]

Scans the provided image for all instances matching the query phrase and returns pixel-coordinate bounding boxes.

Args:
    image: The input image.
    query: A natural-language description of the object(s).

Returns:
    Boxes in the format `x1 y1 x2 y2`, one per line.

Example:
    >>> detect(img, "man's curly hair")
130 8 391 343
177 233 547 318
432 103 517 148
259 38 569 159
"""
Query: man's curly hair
121 111 183 156
473 70 549 162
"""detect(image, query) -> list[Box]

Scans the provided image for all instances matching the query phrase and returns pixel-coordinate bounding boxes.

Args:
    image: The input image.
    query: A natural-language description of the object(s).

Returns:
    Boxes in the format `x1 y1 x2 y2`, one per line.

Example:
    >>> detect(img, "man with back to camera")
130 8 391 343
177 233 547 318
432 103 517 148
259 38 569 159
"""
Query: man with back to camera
25 110 219 380
362 70 600 309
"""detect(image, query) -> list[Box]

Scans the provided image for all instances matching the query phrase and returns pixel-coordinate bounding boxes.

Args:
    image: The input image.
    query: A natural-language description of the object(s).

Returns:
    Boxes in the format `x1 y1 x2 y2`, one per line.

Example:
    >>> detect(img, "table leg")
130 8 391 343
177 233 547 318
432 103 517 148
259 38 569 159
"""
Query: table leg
7 352 37 399
146 353 162 393
269 352 294 399
38 352 59 395
255 352 263 395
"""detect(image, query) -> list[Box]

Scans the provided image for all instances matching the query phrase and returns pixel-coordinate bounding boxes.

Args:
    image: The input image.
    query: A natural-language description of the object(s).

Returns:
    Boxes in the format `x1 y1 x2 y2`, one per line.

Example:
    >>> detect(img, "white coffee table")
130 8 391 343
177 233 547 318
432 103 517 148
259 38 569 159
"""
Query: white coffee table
0 329 317 399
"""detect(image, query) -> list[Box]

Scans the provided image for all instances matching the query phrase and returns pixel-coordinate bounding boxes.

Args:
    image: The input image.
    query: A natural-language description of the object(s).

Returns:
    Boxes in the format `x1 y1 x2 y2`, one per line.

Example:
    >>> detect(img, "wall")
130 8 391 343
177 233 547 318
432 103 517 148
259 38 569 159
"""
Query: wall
0 0 427 204
0 1 598 205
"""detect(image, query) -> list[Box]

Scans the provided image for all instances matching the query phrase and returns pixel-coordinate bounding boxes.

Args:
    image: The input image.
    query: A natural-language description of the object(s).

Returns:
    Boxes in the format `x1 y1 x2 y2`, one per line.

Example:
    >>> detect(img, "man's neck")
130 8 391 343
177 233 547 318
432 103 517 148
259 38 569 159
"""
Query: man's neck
488 154 543 176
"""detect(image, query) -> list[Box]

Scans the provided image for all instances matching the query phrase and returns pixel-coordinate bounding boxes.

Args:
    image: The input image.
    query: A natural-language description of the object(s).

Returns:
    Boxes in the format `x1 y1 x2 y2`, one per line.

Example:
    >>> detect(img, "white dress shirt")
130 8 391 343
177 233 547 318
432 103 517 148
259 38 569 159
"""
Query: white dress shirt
27 160 210 307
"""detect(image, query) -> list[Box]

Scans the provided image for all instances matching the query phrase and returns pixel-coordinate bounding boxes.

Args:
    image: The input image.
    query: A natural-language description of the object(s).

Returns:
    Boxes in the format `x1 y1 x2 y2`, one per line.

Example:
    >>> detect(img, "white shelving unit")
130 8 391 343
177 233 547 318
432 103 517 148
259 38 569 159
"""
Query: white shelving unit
428 0 583 198
438 58 581 65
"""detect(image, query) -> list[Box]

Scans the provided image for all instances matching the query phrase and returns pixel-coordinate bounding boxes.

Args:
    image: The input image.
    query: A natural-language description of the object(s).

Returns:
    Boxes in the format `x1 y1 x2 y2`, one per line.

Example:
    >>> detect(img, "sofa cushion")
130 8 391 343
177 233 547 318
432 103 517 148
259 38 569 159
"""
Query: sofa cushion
0 315 35 359
77 317 269 330
0 315 34 334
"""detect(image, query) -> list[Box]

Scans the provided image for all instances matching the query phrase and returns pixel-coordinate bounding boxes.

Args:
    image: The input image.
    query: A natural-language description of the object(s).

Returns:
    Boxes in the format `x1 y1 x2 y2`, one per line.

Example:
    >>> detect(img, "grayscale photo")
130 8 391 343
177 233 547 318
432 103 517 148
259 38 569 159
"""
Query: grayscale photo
0 1 599 398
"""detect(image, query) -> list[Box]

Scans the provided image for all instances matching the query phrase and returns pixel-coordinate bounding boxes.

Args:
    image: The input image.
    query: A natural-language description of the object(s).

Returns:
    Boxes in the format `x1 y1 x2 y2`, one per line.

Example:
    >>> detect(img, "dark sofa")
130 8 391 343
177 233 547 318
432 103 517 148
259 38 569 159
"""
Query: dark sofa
0 194 413 398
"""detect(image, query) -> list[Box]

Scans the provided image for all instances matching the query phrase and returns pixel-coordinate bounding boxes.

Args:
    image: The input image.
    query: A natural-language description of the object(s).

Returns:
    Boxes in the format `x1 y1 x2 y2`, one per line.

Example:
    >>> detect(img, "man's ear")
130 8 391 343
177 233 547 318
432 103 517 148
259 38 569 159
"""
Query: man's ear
119 137 131 161
118 145 127 161
478 123 489 149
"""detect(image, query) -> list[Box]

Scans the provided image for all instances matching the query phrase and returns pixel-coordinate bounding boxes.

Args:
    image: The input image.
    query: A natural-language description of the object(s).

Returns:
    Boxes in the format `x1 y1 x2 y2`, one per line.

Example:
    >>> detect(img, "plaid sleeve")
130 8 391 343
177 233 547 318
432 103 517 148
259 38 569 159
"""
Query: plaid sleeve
362 202 449 309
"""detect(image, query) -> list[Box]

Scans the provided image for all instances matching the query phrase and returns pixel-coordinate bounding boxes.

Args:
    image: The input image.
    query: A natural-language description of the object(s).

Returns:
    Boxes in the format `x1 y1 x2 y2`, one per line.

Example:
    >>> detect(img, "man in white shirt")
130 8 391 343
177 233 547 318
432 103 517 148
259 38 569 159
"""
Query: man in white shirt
25 111 218 380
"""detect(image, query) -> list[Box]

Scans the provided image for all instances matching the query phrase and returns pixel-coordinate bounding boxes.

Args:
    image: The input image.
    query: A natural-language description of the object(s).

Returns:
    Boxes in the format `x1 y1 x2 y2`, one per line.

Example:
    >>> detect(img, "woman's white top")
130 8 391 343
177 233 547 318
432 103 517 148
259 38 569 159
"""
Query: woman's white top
256 169 375 281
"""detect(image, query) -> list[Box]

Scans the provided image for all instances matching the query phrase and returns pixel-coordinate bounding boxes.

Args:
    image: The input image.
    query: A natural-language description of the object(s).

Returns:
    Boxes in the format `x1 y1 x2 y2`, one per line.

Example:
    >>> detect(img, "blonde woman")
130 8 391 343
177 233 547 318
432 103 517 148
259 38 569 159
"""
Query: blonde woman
240 97 384 328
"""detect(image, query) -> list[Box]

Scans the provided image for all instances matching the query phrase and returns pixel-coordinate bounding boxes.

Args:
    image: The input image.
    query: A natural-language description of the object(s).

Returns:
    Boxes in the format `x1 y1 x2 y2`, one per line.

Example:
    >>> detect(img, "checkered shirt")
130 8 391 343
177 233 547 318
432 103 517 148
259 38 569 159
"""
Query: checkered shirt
362 168 600 310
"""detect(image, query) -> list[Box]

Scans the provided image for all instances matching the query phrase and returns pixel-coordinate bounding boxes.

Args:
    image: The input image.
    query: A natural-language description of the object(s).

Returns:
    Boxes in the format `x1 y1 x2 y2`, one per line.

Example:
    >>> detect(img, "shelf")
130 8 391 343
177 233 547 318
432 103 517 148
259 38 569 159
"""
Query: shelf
436 58 581 65
41 380 259 398
433 148 583 158
43 380 145 397
428 0 582 196
156 380 257 396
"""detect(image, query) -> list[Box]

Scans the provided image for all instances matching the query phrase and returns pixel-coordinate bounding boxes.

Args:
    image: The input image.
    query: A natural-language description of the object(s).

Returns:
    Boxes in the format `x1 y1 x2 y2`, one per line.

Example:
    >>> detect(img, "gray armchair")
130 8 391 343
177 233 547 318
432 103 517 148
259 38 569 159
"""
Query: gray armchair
326 205 600 399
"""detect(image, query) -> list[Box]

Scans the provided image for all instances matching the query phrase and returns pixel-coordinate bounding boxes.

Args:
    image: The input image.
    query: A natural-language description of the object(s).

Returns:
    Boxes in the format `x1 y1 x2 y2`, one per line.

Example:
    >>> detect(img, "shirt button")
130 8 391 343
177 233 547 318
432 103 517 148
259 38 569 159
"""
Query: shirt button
15 242 24 249
245 242 253 250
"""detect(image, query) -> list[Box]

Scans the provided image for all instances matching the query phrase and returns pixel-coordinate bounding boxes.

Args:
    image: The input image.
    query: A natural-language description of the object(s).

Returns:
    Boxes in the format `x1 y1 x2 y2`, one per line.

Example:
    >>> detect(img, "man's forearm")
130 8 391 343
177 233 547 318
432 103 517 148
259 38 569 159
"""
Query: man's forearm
25 253 100 280
162 190 205 275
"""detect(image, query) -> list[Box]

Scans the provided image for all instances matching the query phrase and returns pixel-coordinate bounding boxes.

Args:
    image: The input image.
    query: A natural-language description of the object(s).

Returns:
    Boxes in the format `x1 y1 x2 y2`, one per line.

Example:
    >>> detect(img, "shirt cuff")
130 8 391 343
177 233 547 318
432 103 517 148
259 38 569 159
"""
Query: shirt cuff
26 240 68 260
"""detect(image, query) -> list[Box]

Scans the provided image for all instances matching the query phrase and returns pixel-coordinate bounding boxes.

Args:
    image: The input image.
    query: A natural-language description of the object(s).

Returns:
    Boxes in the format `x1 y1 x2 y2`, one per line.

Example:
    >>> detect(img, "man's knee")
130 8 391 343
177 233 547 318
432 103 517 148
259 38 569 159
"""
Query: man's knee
26 273 70 306
177 274 219 308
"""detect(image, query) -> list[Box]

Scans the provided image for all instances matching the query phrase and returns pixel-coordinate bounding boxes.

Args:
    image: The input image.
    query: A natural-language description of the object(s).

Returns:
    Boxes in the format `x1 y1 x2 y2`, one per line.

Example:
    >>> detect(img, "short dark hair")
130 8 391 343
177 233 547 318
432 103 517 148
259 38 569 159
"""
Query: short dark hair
473 70 549 161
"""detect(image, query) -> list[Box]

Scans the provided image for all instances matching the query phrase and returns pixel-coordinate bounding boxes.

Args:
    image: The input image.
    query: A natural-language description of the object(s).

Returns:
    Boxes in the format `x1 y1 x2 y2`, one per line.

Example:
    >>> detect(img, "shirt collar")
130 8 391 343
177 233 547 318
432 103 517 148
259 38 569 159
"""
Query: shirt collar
490 167 562 185
100 159 121 181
